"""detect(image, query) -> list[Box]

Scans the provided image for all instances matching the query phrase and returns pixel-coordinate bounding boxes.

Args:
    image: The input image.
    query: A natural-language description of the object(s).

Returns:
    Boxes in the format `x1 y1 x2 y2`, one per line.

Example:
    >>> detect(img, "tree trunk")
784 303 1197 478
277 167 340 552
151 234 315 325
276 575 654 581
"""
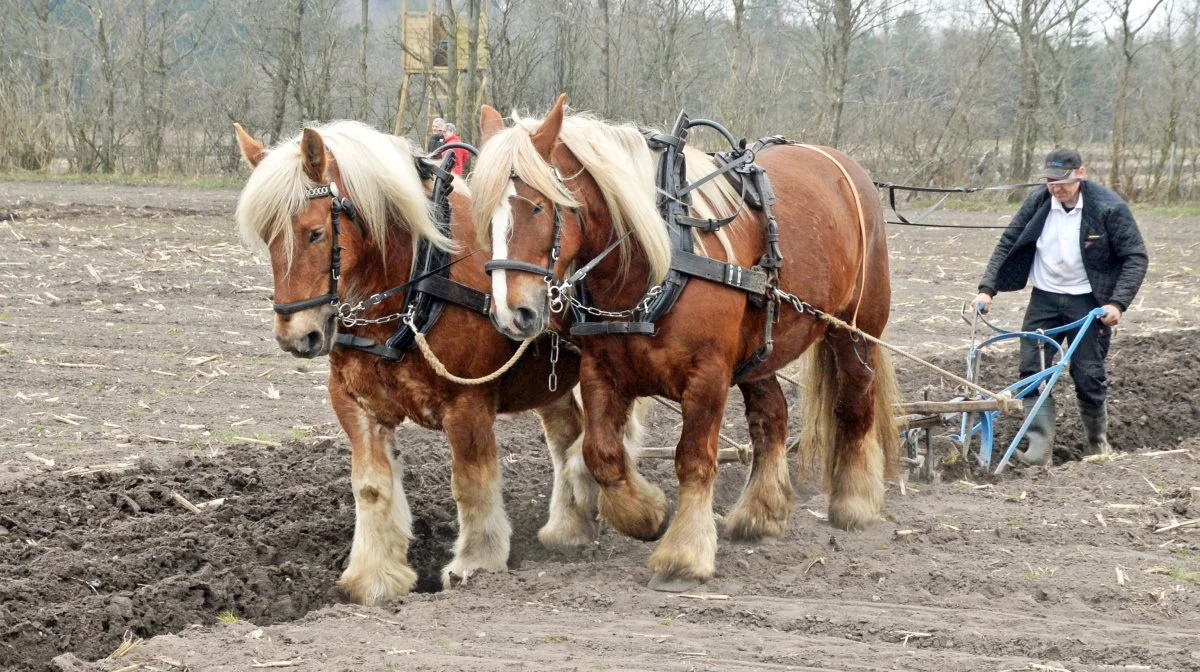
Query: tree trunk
1110 54 1130 191
829 0 853 147
96 4 116 173
444 0 459 126
1010 25 1038 181
360 0 369 118
464 0 482 143
270 0 305 143
600 0 612 116
724 0 744 123
1107 0 1164 195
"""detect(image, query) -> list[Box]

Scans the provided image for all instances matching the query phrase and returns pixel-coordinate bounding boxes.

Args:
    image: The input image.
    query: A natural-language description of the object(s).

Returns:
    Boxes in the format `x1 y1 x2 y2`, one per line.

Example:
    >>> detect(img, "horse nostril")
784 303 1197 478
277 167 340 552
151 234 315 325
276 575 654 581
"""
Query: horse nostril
514 306 539 332
303 330 322 353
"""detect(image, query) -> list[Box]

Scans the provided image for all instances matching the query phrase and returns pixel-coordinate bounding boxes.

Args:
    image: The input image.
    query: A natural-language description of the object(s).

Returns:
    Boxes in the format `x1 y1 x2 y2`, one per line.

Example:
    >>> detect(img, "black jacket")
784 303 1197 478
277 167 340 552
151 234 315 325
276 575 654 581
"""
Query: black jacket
978 180 1148 311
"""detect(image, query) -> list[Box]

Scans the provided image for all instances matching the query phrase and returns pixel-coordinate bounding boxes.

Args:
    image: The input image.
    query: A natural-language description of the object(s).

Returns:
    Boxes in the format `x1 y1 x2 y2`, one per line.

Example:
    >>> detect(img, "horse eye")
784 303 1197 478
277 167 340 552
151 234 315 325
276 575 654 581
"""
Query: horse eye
308 229 324 244
531 204 545 216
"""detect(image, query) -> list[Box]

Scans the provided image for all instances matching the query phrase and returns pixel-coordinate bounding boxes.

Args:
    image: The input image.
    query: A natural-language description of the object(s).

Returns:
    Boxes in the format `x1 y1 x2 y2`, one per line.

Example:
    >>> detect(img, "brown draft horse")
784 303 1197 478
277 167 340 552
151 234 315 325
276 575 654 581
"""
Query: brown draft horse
471 95 900 590
234 120 639 604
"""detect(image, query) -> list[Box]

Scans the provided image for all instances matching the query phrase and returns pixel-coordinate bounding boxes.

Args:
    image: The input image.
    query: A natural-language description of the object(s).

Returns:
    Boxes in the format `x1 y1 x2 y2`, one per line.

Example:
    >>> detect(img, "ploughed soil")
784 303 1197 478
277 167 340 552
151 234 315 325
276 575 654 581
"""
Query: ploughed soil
1 182 1197 671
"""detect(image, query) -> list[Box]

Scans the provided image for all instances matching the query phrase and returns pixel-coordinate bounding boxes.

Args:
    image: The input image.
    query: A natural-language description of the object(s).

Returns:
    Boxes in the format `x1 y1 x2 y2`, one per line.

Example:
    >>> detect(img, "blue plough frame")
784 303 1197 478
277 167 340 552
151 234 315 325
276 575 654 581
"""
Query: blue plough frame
955 305 1106 474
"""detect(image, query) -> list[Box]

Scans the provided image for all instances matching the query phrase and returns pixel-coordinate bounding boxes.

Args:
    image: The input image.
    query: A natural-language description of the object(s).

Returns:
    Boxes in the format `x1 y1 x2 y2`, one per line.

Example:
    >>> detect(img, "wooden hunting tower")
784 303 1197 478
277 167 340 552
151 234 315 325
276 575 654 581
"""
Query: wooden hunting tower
393 0 489 140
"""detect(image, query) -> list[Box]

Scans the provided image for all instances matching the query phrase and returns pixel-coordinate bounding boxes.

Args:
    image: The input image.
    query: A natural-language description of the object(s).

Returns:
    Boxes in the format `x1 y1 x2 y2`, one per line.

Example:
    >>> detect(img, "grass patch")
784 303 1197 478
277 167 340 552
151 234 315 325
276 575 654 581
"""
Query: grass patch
216 610 239 624
1170 568 1200 582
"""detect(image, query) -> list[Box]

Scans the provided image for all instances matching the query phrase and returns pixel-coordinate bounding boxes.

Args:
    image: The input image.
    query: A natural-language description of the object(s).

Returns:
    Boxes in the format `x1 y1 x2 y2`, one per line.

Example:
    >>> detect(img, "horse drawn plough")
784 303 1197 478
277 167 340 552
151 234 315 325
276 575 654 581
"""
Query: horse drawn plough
427 110 1097 483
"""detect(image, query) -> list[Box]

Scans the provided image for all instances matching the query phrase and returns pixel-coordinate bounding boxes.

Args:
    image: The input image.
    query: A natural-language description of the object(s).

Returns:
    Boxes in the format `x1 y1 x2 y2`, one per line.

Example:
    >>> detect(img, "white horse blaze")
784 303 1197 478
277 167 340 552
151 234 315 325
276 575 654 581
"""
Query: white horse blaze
490 180 518 329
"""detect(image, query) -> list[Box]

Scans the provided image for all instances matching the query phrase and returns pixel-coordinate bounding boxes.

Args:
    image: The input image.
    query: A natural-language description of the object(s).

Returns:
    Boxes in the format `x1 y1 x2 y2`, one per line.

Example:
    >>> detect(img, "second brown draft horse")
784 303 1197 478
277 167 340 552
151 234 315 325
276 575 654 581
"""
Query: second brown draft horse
470 95 900 590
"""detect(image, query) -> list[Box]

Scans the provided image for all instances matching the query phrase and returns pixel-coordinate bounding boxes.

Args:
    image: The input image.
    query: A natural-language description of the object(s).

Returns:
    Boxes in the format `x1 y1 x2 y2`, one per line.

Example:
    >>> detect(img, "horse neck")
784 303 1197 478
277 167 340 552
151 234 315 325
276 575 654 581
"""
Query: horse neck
346 221 415 306
574 175 653 310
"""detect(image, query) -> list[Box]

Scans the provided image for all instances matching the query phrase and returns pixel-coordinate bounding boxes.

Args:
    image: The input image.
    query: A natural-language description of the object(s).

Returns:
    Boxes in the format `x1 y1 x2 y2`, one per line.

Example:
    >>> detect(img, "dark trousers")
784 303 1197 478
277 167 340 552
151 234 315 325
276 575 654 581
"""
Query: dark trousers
1019 288 1111 408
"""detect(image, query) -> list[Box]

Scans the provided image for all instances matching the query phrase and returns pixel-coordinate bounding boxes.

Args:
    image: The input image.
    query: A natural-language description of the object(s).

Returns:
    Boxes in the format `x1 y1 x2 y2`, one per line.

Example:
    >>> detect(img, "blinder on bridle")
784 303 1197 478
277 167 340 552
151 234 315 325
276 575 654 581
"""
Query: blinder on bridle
272 181 364 316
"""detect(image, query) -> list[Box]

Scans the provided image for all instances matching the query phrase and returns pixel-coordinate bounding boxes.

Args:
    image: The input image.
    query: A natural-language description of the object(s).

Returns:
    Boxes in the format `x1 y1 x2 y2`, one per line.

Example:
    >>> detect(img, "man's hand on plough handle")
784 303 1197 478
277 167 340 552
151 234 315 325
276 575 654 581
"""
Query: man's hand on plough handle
973 292 1121 327
973 292 993 315
1099 304 1122 327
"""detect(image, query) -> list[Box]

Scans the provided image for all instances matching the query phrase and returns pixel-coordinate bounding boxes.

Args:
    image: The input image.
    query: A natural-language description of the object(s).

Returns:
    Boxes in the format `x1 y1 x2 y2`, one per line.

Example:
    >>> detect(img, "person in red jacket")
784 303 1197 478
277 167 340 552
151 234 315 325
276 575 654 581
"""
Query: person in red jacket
442 122 469 176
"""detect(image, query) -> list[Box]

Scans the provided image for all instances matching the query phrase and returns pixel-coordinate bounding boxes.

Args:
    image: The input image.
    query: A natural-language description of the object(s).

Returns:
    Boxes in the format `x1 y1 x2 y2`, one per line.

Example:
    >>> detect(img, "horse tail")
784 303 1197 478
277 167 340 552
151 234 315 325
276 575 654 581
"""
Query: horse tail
797 341 837 488
872 344 902 480
797 331 902 496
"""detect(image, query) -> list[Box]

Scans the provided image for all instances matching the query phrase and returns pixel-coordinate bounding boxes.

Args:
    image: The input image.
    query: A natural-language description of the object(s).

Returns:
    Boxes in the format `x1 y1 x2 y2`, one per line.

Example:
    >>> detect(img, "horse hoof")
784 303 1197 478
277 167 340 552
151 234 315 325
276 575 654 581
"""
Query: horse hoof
443 570 470 590
648 573 700 593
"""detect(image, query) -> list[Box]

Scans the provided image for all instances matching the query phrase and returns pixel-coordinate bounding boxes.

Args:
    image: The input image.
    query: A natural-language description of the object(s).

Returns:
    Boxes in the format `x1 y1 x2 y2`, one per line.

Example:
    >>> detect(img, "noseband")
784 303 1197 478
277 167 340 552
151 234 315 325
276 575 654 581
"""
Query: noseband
272 182 362 316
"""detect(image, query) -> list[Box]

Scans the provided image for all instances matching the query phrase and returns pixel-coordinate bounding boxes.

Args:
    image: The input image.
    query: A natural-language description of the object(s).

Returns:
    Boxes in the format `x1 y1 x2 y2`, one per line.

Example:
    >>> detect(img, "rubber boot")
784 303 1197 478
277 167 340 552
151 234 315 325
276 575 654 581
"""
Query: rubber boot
1078 400 1112 456
1016 395 1055 466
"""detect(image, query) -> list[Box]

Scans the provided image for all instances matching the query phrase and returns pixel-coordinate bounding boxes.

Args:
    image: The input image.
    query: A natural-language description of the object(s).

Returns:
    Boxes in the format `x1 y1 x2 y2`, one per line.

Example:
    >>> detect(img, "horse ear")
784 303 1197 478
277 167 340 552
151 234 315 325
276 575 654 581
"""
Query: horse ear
300 128 327 182
234 123 266 168
530 93 567 161
479 105 505 144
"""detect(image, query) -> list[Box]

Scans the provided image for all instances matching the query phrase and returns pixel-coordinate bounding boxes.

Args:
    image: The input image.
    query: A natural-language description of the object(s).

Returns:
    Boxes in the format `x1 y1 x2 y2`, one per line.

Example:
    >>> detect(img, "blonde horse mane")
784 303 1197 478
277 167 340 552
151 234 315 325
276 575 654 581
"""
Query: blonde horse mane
472 110 741 283
236 120 449 266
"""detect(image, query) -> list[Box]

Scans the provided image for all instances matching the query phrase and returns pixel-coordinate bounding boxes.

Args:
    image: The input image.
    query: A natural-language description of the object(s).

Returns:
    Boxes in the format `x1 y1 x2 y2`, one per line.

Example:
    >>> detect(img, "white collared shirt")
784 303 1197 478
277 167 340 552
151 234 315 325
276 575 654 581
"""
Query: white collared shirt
1030 191 1092 295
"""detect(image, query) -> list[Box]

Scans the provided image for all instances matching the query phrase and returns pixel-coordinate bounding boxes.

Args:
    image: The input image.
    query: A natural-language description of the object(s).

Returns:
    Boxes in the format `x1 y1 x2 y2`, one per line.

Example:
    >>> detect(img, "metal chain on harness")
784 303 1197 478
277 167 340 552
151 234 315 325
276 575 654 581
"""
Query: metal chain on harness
548 331 560 392
549 278 665 319
337 301 412 327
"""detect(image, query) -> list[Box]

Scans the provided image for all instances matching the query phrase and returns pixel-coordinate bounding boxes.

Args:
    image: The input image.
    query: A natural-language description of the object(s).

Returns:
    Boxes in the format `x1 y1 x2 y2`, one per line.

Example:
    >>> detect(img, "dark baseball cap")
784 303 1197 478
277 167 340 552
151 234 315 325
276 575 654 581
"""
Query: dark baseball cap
1043 148 1083 179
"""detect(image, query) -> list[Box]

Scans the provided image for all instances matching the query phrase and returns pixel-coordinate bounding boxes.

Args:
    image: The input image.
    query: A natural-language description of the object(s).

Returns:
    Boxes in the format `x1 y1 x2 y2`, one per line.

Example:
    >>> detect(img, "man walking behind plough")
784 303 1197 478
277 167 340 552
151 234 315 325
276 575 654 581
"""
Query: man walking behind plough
973 149 1148 466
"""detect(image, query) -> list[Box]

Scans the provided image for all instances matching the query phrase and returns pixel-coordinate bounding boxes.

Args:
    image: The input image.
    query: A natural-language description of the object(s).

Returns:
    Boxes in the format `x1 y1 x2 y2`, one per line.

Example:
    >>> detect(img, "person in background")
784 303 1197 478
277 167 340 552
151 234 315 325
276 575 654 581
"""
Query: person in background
442 122 468 176
973 148 1148 466
427 117 446 153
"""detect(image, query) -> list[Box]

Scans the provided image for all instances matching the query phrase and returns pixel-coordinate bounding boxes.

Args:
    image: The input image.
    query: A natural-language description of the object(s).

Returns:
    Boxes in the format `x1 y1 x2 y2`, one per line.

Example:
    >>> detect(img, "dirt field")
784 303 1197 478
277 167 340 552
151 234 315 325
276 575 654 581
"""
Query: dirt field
1 181 1197 672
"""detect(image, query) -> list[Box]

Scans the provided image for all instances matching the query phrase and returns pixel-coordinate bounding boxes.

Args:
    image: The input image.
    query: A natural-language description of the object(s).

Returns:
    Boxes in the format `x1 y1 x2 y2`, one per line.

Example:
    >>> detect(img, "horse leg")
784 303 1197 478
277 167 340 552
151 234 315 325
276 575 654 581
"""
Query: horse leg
823 332 898 530
533 391 598 550
647 366 730 591
725 377 793 540
441 394 511 588
331 391 417 605
582 373 667 542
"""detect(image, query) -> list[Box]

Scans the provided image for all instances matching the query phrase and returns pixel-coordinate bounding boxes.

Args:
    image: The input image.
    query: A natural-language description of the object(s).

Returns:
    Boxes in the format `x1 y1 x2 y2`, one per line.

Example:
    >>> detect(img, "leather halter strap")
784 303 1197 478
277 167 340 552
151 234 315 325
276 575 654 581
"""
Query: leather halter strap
272 182 356 315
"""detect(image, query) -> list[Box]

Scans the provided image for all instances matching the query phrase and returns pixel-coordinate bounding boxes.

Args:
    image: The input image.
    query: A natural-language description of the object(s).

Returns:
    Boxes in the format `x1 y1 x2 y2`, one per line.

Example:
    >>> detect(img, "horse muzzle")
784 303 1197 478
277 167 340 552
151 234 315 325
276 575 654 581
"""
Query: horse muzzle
490 301 548 341
276 312 336 358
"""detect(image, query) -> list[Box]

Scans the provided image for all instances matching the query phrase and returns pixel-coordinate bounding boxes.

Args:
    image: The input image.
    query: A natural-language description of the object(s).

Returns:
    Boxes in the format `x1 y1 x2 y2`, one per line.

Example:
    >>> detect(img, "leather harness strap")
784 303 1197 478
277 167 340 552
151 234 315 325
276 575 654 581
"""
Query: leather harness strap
332 149 491 361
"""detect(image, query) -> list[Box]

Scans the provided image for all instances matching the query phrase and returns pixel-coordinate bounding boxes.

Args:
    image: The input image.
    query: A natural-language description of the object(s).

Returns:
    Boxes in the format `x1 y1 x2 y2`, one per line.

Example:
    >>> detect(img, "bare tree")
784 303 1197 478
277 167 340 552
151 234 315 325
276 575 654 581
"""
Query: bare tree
270 0 305 143
1105 0 1165 194
982 0 1082 180
600 0 614 115
795 0 906 147
443 0 459 124
464 0 483 142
